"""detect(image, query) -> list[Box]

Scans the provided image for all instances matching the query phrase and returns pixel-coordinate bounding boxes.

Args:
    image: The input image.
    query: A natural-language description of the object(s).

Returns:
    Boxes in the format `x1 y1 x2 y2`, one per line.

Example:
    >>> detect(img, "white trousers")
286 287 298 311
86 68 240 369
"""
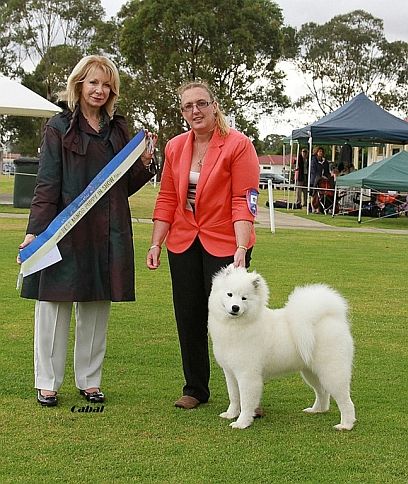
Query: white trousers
34 300 111 392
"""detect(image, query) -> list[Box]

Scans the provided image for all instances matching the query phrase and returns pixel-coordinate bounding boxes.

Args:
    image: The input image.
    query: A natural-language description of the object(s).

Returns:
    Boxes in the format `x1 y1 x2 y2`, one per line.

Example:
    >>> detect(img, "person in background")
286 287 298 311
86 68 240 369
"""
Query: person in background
310 146 330 187
338 143 352 173
146 81 260 411
310 146 333 213
294 148 308 207
18 55 157 407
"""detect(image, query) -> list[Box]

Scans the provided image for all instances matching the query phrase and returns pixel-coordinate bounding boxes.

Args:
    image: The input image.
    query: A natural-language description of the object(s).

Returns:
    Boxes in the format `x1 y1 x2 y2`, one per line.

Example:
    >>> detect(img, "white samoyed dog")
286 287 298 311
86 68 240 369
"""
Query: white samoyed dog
208 265 356 431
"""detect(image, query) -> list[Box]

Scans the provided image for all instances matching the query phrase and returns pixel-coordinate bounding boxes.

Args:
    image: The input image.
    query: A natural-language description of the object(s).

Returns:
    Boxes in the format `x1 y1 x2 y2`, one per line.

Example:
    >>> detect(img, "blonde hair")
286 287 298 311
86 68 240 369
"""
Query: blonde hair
60 55 120 117
178 81 230 137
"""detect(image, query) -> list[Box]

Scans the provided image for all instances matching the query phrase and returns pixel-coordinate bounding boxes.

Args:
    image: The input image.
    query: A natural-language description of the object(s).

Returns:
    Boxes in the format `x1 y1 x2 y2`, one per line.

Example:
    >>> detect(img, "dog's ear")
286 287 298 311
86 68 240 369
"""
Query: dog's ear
250 272 269 305
252 274 262 289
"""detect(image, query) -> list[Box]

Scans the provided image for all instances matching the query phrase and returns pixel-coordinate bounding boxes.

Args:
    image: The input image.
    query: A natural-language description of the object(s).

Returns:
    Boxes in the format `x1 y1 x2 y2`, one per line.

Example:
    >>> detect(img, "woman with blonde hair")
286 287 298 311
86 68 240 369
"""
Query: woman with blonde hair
147 81 259 410
18 55 156 407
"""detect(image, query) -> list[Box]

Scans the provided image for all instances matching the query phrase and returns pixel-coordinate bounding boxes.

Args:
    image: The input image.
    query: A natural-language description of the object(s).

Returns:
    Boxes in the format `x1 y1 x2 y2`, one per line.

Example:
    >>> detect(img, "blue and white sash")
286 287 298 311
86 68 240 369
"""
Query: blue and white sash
19 129 146 280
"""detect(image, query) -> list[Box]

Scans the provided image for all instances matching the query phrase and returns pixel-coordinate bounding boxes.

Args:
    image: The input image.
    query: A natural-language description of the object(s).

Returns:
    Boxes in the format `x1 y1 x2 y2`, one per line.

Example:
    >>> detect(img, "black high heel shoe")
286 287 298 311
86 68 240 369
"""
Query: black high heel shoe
79 389 105 403
37 390 58 407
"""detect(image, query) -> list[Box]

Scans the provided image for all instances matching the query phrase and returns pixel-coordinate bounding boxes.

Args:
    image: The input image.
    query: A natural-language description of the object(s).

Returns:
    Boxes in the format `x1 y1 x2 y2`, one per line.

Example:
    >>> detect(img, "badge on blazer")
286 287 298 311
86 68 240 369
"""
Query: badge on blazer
246 188 258 216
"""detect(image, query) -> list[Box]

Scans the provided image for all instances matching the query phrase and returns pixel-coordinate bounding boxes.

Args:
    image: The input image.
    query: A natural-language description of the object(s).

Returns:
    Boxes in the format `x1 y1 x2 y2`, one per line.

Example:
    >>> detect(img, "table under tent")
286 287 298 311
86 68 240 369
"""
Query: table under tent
333 150 408 223
284 93 408 215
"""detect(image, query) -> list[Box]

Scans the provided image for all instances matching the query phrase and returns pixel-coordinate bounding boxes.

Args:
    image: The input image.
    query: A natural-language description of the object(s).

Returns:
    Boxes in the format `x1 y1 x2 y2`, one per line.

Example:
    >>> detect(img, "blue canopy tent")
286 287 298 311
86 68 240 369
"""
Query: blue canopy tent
334 150 408 222
289 93 408 214
291 93 408 145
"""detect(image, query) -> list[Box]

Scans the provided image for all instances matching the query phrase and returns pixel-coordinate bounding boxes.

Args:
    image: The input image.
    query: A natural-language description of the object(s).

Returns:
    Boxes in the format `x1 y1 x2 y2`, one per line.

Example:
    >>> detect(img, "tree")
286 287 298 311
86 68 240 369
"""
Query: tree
0 4 24 77
115 0 290 148
295 10 408 114
0 0 105 96
259 133 285 154
0 1 104 154
24 44 84 102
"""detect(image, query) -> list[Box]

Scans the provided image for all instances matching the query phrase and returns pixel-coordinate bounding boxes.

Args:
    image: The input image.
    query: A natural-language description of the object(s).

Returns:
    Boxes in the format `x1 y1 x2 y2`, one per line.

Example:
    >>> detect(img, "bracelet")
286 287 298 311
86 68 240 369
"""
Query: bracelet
149 244 161 251
237 245 248 252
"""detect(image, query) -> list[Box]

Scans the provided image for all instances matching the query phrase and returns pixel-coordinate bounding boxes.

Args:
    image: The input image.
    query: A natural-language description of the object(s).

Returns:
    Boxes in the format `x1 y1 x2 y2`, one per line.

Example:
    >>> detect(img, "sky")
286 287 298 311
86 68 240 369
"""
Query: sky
100 0 408 137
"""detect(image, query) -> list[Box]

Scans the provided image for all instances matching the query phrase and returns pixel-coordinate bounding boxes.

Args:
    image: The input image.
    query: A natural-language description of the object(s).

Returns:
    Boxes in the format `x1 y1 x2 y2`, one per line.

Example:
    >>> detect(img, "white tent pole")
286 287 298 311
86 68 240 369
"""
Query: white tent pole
282 143 287 207
306 136 313 214
358 187 363 223
332 185 338 217
353 147 359 169
287 140 294 209
268 179 275 233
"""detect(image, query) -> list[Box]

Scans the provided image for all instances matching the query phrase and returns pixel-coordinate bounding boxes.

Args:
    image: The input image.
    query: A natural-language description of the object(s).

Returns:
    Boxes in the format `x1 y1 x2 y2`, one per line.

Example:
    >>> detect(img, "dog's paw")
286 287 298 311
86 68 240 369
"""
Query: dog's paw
229 418 253 429
334 422 354 431
303 406 328 414
219 411 239 420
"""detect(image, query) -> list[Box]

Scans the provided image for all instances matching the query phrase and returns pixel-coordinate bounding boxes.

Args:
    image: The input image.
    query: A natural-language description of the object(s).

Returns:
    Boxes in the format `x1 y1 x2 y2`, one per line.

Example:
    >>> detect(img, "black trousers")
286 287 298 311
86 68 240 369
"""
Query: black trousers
168 237 252 402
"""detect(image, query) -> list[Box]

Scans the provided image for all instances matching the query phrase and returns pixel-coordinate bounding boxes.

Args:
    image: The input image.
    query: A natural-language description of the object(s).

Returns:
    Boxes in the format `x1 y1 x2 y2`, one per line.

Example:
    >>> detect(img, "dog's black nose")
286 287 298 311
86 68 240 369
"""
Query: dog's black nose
231 305 240 313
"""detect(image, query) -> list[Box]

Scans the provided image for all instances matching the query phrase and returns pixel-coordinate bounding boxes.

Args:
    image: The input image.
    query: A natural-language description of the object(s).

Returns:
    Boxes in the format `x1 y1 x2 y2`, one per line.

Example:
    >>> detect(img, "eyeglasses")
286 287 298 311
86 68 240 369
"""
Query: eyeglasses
181 100 213 112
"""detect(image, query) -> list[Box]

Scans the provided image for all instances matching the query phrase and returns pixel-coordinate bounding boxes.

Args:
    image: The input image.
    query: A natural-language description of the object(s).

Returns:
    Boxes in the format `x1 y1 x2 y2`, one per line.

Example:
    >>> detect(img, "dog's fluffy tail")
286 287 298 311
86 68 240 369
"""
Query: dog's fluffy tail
285 284 349 365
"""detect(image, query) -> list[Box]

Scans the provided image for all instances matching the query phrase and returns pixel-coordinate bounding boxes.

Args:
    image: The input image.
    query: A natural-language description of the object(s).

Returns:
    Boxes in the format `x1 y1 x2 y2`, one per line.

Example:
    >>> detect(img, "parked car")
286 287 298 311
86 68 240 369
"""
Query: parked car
259 173 286 189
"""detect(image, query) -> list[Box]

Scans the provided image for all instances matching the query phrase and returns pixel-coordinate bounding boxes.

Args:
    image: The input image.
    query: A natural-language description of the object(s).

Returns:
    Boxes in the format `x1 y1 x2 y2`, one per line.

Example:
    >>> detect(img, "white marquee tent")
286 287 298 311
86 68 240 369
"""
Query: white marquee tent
0 77 61 177
0 76 61 117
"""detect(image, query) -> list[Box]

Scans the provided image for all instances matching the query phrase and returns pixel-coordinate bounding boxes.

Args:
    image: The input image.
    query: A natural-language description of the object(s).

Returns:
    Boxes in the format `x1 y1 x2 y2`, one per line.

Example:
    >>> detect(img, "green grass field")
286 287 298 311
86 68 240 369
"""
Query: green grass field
1 198 407 482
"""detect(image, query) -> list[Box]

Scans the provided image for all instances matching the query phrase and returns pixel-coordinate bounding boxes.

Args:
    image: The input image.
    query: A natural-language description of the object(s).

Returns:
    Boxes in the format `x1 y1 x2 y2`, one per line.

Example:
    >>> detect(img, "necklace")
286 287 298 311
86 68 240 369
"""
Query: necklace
196 142 209 167
84 113 104 132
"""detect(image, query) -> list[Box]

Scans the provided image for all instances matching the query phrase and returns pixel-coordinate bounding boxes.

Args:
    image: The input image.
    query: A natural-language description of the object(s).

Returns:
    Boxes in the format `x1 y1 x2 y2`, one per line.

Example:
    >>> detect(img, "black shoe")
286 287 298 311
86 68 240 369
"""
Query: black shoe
79 389 105 403
37 390 58 407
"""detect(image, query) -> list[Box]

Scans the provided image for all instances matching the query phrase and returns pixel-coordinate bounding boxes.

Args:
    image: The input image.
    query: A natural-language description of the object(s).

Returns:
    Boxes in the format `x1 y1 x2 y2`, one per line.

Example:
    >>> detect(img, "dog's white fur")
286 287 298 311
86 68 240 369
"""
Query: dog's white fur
208 265 356 430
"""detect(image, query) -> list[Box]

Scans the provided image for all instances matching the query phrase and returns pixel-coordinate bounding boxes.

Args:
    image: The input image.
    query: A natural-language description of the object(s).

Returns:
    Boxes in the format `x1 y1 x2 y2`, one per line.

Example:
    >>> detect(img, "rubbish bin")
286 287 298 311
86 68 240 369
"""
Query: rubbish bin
13 157 39 208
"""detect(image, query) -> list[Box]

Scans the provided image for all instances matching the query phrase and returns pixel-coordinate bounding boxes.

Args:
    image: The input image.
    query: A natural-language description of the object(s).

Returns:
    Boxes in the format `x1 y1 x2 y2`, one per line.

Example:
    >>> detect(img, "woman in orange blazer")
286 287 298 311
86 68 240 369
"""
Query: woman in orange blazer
147 81 259 409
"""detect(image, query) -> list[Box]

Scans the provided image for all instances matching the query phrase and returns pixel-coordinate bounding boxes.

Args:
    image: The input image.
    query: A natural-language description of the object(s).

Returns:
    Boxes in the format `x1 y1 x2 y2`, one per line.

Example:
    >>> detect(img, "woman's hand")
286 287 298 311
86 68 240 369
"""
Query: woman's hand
146 245 161 270
146 221 169 270
233 246 247 268
17 234 36 264
233 220 252 268
141 130 158 167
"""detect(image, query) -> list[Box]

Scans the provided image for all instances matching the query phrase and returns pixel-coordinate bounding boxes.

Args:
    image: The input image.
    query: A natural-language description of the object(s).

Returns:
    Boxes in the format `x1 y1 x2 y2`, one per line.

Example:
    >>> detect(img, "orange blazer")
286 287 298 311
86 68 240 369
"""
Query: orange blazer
153 128 259 256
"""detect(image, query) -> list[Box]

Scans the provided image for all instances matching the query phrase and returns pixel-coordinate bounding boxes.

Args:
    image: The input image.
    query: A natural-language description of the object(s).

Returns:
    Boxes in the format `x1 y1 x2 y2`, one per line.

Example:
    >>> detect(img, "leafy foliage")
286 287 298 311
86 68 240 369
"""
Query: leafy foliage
0 0 104 75
0 4 24 77
24 44 83 102
0 0 104 154
295 10 408 114
257 133 286 154
116 0 290 148
1 3 408 156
